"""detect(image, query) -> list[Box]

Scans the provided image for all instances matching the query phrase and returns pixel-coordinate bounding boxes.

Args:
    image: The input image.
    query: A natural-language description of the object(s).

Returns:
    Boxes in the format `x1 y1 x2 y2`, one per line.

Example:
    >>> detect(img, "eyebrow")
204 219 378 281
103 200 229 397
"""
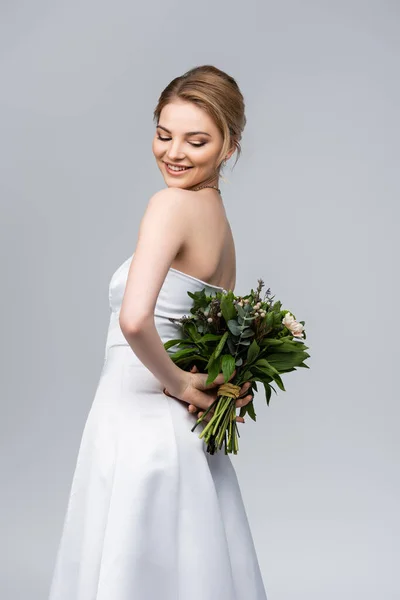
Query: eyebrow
156 124 211 137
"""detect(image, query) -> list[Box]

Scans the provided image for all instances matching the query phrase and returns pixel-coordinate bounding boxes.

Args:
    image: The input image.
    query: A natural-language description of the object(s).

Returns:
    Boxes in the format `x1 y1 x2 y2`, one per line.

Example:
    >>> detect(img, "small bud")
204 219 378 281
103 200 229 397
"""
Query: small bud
217 311 222 317
260 311 266 317
207 317 213 323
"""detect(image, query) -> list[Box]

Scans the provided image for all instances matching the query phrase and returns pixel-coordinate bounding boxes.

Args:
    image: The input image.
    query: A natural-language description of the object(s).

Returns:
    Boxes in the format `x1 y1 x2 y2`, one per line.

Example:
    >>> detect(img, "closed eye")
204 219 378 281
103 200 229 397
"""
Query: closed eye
156 134 206 147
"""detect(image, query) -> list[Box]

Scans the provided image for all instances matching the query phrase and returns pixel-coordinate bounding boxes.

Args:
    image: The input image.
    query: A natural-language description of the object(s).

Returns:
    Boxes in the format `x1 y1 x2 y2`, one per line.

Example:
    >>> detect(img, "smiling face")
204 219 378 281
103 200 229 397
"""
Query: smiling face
152 98 231 190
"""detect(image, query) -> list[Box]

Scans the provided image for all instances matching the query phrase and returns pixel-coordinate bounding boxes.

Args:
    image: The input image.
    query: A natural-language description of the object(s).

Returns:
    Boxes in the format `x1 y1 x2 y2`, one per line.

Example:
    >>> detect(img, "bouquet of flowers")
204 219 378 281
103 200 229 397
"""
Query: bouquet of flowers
164 278 310 455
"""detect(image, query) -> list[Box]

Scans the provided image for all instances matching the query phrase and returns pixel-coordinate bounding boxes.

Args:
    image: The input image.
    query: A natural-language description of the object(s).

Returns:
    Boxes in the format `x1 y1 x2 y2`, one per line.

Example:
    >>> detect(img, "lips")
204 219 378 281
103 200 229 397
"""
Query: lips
163 162 194 176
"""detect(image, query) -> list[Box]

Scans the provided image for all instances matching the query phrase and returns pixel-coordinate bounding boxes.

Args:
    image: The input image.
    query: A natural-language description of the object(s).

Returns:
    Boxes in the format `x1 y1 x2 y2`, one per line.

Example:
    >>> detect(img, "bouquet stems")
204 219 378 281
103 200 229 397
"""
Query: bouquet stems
191 382 242 455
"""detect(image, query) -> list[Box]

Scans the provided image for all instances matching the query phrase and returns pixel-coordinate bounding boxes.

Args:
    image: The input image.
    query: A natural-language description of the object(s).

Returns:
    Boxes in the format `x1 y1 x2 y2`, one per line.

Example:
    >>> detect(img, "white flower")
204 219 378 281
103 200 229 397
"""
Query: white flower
282 312 304 338
207 317 213 323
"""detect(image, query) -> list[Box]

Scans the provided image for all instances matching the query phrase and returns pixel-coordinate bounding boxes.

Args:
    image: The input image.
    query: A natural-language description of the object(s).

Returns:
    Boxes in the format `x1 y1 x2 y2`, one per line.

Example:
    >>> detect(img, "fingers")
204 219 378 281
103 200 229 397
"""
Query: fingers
177 365 248 423
239 381 251 397
235 381 253 409
208 368 237 388
184 365 249 423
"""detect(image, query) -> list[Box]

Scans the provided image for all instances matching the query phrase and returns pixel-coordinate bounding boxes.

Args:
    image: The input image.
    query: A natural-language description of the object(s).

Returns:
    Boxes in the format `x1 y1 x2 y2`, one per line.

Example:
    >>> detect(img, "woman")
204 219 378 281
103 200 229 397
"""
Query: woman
49 65 268 600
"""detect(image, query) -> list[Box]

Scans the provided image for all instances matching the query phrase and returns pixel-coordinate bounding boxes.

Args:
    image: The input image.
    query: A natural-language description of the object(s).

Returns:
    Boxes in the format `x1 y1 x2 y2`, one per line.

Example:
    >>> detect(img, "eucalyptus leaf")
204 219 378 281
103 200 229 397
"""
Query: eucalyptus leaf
236 304 246 319
227 320 242 336
241 328 255 338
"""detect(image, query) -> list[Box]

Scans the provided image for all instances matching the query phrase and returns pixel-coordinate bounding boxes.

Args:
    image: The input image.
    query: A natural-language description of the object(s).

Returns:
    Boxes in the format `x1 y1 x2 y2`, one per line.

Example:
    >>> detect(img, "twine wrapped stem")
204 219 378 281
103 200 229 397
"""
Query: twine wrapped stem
217 382 241 399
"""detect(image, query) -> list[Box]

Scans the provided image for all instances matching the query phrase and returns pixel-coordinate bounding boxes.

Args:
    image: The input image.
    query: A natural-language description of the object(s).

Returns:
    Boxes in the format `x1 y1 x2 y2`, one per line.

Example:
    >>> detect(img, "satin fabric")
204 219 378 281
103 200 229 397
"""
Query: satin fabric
48 253 268 600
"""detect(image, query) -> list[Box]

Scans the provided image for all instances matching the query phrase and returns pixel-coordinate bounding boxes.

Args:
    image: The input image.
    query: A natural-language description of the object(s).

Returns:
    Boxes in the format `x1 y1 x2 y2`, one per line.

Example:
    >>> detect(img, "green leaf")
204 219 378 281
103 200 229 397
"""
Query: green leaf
206 356 222 385
164 339 182 350
239 400 257 421
267 351 309 371
214 331 229 359
199 333 222 343
246 339 260 364
204 331 229 370
272 300 282 313
184 321 202 342
241 369 253 381
260 338 284 347
253 358 280 376
227 337 237 355
221 354 236 382
263 383 272 406
168 347 199 361
220 293 237 323
164 338 193 350
247 400 257 421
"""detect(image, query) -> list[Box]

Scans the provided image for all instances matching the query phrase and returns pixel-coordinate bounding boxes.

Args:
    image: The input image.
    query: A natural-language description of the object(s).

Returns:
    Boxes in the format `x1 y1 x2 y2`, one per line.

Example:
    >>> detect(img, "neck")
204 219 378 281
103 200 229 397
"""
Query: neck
187 174 219 191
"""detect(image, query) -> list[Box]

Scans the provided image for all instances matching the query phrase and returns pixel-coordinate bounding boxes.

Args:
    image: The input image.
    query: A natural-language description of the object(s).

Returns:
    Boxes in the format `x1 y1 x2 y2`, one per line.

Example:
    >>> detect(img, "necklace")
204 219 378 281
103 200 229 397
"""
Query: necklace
192 184 221 195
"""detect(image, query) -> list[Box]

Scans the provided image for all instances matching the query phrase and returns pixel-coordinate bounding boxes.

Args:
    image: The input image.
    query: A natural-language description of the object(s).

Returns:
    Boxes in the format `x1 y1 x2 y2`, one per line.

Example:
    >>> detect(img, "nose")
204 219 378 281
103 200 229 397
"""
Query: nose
165 139 186 162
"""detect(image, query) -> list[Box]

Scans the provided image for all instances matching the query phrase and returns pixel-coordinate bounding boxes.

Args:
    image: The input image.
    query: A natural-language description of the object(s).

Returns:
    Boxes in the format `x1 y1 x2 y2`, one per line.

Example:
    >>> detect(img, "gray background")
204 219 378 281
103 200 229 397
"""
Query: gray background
1 1 398 598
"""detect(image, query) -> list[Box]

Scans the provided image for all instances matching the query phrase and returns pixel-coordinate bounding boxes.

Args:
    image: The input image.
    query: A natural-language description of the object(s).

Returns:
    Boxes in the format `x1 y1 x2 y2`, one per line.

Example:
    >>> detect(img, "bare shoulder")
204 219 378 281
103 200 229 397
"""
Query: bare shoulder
149 186 192 206
143 186 194 227
136 187 193 241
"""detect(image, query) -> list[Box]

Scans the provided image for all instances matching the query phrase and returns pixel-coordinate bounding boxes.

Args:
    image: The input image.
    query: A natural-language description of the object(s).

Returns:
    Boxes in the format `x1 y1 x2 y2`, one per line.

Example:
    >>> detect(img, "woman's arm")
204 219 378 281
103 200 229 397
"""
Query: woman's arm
121 315 189 399
119 187 193 398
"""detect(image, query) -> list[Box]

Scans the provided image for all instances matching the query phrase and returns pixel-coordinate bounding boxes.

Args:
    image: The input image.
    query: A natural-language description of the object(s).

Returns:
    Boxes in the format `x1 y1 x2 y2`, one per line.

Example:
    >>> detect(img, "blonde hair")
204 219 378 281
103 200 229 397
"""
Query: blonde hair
153 65 246 181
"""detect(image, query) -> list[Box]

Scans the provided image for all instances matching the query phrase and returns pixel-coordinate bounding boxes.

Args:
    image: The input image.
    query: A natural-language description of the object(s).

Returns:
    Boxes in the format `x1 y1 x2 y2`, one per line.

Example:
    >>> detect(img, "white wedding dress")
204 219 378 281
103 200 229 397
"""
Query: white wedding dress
48 253 268 600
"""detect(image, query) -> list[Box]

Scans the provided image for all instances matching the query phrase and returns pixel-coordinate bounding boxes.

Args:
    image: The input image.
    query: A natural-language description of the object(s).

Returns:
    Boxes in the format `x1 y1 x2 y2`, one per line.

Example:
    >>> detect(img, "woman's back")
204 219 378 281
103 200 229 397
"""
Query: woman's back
170 187 236 292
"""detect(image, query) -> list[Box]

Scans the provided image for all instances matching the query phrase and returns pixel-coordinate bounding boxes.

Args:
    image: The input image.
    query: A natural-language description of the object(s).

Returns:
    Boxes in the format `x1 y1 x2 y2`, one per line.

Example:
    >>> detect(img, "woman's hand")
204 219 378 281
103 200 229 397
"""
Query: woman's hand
163 364 254 423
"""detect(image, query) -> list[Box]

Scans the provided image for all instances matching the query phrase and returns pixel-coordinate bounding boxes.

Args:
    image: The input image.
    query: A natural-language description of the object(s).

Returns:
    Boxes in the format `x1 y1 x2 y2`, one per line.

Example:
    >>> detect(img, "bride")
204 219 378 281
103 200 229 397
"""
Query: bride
48 64 268 600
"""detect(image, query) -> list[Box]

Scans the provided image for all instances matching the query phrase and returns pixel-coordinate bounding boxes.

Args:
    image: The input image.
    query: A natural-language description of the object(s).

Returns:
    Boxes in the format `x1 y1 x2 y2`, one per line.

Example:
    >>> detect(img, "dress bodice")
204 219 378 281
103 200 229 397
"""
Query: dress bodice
104 254 226 362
